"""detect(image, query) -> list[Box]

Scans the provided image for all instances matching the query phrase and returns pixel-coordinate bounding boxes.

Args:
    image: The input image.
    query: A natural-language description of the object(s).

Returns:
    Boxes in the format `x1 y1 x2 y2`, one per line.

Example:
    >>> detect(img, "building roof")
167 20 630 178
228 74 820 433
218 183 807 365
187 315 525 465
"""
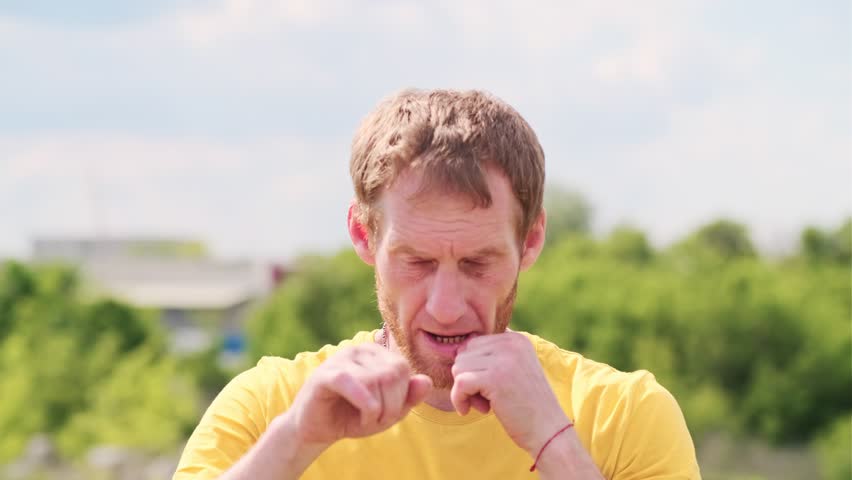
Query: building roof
83 258 268 310
30 237 276 310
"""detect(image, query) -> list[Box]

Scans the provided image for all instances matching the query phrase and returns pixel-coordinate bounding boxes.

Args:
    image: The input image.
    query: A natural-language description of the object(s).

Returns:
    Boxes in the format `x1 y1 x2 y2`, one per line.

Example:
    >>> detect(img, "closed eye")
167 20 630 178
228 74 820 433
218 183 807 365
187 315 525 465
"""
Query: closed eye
460 258 489 275
407 258 435 267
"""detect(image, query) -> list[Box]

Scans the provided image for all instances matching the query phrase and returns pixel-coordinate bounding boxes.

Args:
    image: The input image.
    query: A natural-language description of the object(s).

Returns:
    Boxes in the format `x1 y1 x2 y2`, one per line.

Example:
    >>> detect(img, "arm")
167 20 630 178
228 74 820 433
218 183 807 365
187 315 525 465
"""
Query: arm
530 427 604 480
451 332 605 479
173 344 431 480
527 374 700 479
218 412 328 480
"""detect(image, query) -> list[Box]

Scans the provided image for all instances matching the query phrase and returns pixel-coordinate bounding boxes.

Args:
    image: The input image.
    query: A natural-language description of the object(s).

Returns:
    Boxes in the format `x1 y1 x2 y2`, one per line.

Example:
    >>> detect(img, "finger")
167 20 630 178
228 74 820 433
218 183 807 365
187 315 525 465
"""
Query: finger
404 374 433 409
348 364 385 427
470 394 491 414
375 375 387 426
349 344 381 367
455 343 494 359
460 334 500 354
378 369 407 424
451 371 485 416
371 350 411 423
326 371 380 424
451 353 492 378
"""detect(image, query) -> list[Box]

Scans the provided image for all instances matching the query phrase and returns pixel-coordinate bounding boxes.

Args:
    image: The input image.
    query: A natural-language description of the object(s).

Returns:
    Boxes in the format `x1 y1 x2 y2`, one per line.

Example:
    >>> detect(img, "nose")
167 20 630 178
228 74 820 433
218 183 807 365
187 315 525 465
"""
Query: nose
425 265 467 326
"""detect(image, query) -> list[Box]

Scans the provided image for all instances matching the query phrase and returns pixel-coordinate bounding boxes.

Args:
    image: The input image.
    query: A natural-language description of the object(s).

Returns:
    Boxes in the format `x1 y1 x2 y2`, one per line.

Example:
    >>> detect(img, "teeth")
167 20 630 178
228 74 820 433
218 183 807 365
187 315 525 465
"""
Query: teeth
435 335 466 344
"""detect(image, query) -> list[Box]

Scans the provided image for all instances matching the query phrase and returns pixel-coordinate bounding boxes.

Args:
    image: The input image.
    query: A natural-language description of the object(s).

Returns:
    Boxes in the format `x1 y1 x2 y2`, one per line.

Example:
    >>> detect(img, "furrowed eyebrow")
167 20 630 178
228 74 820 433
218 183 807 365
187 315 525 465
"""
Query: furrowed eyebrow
387 244 507 259
388 244 429 257
469 246 507 259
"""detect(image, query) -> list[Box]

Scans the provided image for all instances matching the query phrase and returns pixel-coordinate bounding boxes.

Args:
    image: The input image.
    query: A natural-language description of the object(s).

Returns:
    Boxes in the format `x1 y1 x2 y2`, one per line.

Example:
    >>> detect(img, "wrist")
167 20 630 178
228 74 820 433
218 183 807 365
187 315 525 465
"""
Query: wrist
269 412 332 469
526 410 572 457
530 426 604 479
527 414 572 467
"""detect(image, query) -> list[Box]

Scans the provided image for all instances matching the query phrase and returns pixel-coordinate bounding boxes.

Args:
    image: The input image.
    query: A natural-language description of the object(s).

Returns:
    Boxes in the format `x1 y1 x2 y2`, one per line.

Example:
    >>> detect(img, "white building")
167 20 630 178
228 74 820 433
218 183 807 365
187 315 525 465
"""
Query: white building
32 237 284 355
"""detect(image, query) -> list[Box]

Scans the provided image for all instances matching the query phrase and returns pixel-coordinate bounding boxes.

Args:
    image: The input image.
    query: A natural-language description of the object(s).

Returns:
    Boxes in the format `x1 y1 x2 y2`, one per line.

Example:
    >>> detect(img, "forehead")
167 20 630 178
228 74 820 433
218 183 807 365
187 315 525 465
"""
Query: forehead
376 166 521 253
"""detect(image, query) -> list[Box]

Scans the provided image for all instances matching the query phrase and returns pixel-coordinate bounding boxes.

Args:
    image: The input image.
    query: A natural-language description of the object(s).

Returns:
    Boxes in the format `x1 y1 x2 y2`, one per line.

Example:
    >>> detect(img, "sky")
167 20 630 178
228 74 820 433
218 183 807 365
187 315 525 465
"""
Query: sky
1 0 850 260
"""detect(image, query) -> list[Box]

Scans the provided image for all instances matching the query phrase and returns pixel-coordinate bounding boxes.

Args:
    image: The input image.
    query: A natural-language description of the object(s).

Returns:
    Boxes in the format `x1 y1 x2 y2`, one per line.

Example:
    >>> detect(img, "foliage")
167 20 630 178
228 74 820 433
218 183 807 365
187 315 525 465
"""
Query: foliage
55 349 199 456
246 217 851 453
543 185 593 242
0 261 200 462
800 218 851 265
247 250 379 360
813 415 852 480
2 210 849 474
515 230 851 444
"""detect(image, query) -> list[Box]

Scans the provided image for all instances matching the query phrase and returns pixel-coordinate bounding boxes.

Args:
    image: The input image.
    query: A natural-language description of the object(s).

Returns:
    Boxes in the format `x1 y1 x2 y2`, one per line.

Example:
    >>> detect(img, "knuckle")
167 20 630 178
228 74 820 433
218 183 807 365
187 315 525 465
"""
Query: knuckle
507 335 526 353
343 344 364 356
328 369 352 385
381 360 407 381
393 357 410 375
378 369 398 385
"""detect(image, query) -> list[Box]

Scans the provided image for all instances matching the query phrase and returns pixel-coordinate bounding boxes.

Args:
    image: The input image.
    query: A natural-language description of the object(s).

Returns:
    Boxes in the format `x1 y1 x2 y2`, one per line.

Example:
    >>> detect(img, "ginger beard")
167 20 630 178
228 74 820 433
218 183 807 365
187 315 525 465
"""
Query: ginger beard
376 273 518 390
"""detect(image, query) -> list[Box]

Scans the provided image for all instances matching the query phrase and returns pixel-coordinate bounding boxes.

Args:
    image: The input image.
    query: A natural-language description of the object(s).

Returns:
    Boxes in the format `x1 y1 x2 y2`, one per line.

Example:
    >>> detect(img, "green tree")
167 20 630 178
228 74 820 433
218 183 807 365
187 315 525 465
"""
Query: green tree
543 185 592 242
247 250 378 362
245 218 852 449
801 218 851 265
56 348 199 456
814 415 852 480
672 219 757 262
0 261 201 462
604 226 654 264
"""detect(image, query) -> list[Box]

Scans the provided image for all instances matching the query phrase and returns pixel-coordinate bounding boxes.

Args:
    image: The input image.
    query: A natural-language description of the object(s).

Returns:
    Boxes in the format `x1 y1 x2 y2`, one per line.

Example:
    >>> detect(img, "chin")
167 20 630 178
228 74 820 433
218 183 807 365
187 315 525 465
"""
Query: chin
409 346 455 390
422 363 455 390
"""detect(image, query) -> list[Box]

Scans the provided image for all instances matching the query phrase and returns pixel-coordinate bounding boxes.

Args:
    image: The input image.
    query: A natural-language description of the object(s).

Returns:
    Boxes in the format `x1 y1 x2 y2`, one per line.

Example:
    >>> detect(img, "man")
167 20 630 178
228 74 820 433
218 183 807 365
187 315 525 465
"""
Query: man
173 89 701 479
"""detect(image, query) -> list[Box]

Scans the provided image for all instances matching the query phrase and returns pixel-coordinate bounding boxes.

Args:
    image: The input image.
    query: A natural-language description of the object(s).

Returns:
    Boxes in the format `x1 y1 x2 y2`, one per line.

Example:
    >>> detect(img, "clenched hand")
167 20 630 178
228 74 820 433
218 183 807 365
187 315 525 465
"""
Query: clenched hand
285 343 433 446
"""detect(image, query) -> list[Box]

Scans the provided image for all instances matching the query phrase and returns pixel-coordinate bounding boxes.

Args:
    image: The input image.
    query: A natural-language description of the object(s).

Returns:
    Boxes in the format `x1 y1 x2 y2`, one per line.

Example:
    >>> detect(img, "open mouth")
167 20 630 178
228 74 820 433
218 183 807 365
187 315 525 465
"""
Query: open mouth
427 332 471 344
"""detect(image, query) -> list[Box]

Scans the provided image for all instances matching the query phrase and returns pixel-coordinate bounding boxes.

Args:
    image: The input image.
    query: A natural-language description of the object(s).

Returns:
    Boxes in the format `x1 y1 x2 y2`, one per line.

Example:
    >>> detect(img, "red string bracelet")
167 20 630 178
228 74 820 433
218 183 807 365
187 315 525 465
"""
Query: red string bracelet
529 422 574 472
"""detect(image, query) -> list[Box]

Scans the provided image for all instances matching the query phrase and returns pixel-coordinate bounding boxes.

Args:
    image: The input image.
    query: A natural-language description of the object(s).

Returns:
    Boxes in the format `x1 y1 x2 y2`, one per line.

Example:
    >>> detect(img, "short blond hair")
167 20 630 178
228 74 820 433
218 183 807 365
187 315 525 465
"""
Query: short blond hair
350 89 545 242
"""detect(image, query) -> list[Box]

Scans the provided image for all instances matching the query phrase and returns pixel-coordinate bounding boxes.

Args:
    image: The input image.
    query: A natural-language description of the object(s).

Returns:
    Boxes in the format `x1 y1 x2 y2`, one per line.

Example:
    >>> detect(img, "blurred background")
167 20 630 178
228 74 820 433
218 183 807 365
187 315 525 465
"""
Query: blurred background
0 1 850 479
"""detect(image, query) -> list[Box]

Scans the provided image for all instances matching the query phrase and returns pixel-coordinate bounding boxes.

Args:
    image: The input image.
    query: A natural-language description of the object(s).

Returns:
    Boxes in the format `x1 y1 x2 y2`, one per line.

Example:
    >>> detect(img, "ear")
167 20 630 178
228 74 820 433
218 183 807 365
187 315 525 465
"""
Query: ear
348 201 376 266
519 209 546 271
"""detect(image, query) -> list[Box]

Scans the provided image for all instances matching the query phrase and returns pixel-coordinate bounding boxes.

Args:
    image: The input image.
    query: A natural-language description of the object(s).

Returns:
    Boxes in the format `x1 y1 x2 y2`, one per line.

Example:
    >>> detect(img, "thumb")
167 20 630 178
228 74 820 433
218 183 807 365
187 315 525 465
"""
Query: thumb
404 374 433 408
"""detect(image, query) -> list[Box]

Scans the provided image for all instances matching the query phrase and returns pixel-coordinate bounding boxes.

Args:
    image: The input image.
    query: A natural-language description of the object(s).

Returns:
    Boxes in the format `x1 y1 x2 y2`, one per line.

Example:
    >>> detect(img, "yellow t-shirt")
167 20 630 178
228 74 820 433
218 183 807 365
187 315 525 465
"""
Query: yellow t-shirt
174 331 701 479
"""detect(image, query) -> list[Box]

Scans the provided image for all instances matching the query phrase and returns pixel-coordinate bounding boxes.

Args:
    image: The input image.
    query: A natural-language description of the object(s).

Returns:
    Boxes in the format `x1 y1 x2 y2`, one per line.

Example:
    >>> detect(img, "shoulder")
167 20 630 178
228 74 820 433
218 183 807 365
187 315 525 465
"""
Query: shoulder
248 330 378 403
173 331 380 479
254 330 378 377
520 332 699 478
521 331 683 434
215 330 379 425
521 331 666 401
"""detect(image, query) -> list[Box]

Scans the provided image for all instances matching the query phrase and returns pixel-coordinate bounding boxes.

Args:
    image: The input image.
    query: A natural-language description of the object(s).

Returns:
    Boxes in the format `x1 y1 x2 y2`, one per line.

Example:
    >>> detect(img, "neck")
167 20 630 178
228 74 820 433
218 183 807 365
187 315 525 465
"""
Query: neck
424 389 455 411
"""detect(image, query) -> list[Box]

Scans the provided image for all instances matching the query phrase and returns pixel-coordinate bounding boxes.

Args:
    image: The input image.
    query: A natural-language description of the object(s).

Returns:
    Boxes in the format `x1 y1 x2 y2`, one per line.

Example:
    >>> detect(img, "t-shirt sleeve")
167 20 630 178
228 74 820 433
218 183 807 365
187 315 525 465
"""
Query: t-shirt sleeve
612 378 702 480
172 364 274 480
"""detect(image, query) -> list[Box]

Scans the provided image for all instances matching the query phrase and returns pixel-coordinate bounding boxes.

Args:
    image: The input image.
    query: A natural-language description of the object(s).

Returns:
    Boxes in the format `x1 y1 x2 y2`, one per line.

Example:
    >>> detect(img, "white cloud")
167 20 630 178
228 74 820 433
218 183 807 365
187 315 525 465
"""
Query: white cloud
582 90 851 250
0 1 848 259
163 0 431 49
0 132 354 259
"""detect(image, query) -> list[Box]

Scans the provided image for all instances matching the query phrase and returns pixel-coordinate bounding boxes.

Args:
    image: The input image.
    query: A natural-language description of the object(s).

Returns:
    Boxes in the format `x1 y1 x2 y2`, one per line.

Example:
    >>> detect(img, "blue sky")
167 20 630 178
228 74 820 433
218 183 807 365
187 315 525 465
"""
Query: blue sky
1 0 849 259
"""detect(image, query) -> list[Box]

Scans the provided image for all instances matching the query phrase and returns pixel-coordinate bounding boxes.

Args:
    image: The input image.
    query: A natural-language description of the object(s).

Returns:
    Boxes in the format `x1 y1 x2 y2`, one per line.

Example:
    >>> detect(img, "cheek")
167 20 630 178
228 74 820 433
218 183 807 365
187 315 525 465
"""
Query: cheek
379 264 428 321
475 264 517 295
471 269 517 318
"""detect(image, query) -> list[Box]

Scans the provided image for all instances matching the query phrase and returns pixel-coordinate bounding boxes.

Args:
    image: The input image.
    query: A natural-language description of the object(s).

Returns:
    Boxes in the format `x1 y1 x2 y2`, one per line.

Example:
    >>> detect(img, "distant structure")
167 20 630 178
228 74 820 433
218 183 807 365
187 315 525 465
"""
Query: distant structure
32 237 286 357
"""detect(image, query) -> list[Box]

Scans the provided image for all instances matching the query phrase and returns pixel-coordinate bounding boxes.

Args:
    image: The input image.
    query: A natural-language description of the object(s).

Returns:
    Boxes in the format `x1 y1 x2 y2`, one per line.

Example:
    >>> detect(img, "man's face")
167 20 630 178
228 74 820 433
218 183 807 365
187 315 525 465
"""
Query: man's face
371 167 527 389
